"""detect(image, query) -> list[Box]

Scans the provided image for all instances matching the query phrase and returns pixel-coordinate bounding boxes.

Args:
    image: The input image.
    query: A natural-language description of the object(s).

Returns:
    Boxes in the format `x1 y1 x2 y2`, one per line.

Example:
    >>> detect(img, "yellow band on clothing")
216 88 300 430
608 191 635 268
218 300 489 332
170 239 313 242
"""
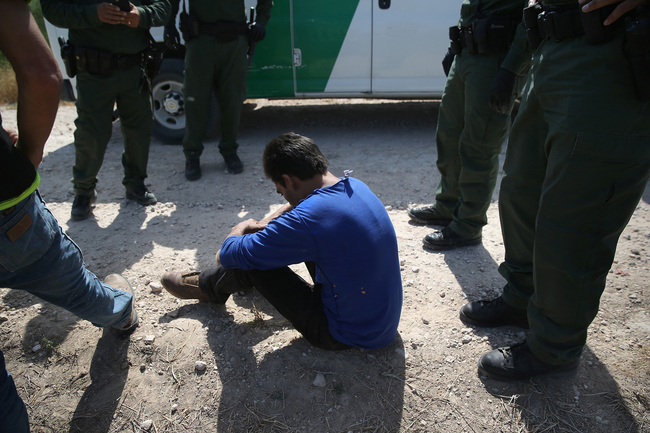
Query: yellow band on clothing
0 172 40 211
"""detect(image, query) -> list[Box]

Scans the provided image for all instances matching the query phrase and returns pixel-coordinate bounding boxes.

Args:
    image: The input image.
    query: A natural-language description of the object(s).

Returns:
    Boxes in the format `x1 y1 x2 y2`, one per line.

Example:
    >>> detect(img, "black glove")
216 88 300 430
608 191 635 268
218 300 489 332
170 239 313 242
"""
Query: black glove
164 25 181 51
248 22 266 42
442 48 455 77
489 68 518 114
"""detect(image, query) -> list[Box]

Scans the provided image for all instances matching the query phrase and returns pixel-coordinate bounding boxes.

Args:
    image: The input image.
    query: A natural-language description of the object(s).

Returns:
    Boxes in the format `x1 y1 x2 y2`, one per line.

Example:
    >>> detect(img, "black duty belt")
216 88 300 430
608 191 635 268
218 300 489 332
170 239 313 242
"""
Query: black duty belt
75 47 144 75
524 3 621 47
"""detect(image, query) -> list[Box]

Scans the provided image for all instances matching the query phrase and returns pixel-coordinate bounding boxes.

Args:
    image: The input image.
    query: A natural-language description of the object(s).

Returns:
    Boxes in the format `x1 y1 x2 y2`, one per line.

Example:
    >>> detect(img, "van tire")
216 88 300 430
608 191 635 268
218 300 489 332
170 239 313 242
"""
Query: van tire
152 58 219 144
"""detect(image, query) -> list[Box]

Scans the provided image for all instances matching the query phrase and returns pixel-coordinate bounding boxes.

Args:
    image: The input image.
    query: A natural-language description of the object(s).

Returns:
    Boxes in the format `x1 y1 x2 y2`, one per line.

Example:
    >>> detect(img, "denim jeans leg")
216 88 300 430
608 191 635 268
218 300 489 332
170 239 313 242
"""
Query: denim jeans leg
0 350 30 433
200 265 351 350
0 193 133 329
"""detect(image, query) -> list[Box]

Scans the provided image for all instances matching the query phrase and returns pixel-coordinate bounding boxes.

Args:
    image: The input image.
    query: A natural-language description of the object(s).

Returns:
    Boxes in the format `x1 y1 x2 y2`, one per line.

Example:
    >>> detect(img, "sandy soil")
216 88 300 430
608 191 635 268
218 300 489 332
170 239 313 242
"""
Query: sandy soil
1 99 649 433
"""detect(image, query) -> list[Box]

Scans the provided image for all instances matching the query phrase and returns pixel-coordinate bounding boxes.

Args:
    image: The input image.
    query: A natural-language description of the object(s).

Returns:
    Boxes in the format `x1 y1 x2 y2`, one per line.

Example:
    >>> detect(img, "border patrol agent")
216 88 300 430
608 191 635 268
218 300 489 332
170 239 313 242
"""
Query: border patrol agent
408 0 530 250
42 0 170 220
164 0 273 180
460 0 650 381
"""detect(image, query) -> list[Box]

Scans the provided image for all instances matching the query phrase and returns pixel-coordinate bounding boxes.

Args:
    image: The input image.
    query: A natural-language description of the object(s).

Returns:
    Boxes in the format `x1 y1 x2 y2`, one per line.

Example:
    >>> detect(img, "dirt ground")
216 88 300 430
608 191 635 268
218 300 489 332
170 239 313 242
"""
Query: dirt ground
1 99 649 433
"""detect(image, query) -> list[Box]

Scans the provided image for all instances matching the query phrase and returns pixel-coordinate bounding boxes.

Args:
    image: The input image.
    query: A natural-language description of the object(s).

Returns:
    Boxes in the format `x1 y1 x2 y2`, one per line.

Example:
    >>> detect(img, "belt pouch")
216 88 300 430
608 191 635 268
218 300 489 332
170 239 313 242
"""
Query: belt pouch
473 18 490 54
449 26 462 54
581 5 616 44
98 50 113 75
85 48 100 74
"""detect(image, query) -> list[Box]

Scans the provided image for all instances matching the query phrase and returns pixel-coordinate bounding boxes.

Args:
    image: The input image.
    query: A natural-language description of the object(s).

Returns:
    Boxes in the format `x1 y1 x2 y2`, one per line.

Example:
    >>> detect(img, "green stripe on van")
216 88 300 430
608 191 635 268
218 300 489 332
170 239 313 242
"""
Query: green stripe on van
294 0 360 93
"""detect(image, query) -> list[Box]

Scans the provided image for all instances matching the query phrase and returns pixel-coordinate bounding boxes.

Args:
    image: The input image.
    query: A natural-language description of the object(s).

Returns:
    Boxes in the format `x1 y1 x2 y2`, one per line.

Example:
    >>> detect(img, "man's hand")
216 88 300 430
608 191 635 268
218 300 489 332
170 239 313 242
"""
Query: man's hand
489 68 518 114
227 218 267 238
164 25 180 50
248 22 266 42
579 0 647 25
97 3 127 25
4 128 18 145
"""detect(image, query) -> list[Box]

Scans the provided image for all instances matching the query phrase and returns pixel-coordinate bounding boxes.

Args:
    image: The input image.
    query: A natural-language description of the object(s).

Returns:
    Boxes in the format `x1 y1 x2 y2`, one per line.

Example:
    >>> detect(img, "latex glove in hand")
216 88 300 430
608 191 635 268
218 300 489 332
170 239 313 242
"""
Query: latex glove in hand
489 68 518 114
164 25 180 50
248 22 266 42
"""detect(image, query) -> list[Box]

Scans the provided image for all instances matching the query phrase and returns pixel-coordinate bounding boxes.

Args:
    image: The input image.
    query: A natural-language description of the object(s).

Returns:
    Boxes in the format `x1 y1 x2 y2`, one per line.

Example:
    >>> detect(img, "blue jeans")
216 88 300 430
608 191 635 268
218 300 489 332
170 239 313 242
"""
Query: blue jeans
0 192 134 432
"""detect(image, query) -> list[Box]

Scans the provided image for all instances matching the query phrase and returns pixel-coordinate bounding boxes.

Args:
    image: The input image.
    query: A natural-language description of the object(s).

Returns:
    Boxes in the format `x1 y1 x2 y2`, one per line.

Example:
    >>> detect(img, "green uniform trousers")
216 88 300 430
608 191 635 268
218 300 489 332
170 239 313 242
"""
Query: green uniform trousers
499 31 650 365
73 67 153 195
434 49 520 239
182 33 248 159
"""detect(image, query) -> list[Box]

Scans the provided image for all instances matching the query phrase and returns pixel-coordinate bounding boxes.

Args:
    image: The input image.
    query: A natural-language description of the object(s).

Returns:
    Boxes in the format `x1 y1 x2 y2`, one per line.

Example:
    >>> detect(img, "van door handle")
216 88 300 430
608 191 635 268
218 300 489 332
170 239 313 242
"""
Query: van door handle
379 0 390 9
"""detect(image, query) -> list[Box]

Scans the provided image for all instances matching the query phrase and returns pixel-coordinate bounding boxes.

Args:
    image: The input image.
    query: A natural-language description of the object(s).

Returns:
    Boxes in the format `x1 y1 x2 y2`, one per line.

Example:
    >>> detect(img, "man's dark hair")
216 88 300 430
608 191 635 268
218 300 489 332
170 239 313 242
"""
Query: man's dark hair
263 132 329 186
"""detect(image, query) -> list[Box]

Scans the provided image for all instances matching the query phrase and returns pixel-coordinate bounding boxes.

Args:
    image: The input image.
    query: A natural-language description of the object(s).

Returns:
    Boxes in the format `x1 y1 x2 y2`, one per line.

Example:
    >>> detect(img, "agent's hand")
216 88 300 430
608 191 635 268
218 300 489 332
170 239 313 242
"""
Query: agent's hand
489 68 518 114
579 0 647 25
164 25 180 50
248 22 266 42
123 4 140 28
97 3 126 25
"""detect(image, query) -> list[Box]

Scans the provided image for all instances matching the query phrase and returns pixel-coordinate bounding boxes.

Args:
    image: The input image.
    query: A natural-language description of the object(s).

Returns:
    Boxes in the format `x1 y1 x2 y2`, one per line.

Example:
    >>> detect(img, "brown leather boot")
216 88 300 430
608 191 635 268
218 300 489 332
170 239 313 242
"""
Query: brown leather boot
160 271 210 302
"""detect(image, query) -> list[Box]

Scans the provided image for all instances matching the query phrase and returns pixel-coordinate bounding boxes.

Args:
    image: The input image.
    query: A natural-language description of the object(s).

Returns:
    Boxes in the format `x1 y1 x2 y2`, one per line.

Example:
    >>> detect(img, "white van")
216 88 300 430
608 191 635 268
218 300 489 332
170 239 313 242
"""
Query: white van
45 0 458 142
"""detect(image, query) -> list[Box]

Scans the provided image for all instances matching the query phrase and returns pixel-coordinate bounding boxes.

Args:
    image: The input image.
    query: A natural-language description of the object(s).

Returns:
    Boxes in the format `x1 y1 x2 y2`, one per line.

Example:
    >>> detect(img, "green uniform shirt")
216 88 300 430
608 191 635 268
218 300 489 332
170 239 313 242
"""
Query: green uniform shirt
42 0 171 54
458 0 531 76
168 0 272 28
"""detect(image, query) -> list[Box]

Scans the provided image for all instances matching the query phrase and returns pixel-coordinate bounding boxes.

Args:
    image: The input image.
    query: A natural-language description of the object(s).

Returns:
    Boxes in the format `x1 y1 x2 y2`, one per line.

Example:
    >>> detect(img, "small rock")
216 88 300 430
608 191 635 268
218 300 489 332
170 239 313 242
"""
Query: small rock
629 294 638 300
171 404 178 413
422 317 430 325
461 336 472 344
439 292 446 298
141 420 153 431
167 310 179 319
631 249 640 255
150 282 163 293
195 361 207 371
313 373 326 387
144 335 155 345
412 266 420 273
32 344 41 352
0 314 8 324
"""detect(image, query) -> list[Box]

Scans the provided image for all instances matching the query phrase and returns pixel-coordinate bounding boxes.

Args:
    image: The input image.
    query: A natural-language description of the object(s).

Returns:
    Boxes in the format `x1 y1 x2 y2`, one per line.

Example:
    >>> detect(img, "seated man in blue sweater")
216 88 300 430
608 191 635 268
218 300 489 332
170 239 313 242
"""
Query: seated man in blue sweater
161 132 403 350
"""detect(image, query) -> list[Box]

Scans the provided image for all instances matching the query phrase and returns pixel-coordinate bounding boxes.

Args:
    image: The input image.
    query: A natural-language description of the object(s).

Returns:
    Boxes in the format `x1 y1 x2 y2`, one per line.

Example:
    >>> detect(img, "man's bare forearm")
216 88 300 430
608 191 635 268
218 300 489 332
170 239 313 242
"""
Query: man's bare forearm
0 0 62 168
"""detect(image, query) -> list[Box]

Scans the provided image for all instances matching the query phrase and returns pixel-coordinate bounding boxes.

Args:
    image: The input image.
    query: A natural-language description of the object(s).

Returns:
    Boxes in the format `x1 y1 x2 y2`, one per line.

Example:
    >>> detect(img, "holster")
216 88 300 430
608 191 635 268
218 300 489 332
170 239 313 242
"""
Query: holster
58 38 77 78
625 7 650 102
179 11 200 42
144 45 164 80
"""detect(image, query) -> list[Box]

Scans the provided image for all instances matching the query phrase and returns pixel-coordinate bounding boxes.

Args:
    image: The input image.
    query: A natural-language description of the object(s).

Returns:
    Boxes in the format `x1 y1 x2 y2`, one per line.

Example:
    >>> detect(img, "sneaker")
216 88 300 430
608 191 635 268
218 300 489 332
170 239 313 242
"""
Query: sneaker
422 226 482 250
478 342 579 382
126 185 157 206
223 153 244 174
408 205 452 226
105 273 139 333
160 271 211 302
185 157 201 181
460 295 529 328
71 191 97 221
